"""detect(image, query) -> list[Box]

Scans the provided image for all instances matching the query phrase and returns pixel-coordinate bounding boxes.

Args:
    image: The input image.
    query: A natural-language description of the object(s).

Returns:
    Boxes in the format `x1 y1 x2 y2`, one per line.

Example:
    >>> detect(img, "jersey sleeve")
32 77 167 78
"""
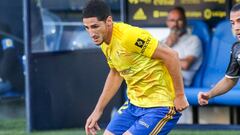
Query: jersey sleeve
100 45 114 69
121 26 158 58
106 56 114 68
225 44 240 78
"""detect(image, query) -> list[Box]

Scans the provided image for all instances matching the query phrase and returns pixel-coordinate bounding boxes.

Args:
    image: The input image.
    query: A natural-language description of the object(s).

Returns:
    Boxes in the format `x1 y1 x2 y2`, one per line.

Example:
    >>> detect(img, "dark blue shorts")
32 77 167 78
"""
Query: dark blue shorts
106 101 181 135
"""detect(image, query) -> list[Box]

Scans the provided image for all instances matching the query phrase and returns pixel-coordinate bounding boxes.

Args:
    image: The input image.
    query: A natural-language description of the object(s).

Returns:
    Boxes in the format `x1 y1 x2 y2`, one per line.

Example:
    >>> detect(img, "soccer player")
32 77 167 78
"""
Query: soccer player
198 3 240 106
82 0 189 135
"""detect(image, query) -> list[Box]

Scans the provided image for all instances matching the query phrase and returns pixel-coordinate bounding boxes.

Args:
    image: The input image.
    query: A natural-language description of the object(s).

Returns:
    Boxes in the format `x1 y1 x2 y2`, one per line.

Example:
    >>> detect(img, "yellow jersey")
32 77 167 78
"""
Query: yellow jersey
101 22 175 107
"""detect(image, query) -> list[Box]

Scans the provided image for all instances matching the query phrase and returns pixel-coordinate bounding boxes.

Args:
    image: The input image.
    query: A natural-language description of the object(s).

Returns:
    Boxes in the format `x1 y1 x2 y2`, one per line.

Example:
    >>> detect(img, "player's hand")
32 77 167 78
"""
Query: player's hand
174 94 189 112
198 91 210 106
85 110 102 135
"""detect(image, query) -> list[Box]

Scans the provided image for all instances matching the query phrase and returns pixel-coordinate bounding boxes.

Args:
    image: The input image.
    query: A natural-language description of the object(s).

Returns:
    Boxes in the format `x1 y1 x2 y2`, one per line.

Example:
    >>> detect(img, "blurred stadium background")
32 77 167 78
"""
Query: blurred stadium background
1 0 240 134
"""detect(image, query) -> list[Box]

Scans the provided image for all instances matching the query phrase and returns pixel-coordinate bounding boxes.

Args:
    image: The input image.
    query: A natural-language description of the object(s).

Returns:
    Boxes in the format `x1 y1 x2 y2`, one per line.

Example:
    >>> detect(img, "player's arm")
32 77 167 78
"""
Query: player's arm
152 42 189 112
92 68 123 114
205 77 238 98
198 77 238 105
85 68 123 135
198 43 239 106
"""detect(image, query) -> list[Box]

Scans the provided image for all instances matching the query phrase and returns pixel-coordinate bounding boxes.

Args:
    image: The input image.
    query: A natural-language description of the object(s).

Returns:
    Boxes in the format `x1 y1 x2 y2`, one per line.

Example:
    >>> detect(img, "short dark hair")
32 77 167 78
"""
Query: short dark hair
169 6 187 26
82 0 111 21
231 3 240 12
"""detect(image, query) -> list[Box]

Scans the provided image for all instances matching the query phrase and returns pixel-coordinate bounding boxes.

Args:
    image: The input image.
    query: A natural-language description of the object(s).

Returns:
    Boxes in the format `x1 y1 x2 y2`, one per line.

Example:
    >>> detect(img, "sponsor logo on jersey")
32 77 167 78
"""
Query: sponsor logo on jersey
140 37 151 54
135 38 145 48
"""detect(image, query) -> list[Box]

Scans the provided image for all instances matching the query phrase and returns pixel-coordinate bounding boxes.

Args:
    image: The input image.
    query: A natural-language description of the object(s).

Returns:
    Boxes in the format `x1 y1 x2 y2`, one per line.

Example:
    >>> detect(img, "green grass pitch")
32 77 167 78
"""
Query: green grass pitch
1 119 240 135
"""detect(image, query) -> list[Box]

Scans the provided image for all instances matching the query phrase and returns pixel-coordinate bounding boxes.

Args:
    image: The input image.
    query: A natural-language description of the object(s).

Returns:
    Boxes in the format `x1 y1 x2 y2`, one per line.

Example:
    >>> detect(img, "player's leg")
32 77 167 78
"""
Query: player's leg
124 106 181 135
104 101 137 135
150 107 181 135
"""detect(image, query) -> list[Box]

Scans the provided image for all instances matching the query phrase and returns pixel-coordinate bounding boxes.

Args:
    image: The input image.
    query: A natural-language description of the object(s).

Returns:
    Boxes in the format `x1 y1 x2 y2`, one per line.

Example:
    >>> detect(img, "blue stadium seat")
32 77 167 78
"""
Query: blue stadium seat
0 90 24 101
202 20 238 88
187 20 211 87
185 20 240 106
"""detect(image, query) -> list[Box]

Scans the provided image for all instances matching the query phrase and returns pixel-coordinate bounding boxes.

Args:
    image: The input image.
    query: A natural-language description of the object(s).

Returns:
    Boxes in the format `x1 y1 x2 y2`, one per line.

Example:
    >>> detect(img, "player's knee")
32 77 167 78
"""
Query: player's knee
103 129 115 135
123 130 133 135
